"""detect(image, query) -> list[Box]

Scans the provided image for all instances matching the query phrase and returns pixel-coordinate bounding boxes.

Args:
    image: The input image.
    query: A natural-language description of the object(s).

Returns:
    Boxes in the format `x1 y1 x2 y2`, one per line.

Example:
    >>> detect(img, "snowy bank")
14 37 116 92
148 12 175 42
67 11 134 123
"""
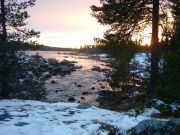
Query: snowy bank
0 100 158 135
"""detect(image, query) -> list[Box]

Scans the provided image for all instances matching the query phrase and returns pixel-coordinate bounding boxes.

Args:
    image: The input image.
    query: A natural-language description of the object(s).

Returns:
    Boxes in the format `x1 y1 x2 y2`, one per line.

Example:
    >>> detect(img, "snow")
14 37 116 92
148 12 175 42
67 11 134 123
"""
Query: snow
170 103 180 111
90 54 112 61
16 52 32 64
131 53 150 67
0 100 158 135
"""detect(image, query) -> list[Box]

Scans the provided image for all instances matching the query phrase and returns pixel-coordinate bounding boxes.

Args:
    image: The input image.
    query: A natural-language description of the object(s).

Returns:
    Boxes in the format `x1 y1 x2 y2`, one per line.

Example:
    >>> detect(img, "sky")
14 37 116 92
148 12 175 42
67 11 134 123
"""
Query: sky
27 0 106 48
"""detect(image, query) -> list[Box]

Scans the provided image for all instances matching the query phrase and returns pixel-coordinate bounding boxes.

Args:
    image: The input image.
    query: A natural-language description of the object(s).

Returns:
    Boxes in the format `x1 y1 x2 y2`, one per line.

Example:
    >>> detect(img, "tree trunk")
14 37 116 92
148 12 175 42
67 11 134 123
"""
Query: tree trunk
150 0 159 98
0 0 7 42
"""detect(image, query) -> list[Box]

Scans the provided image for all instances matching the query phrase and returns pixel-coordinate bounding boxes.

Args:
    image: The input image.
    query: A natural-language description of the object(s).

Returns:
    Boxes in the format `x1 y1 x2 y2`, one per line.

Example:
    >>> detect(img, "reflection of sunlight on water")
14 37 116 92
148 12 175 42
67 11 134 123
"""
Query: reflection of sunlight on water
25 51 106 70
25 51 113 105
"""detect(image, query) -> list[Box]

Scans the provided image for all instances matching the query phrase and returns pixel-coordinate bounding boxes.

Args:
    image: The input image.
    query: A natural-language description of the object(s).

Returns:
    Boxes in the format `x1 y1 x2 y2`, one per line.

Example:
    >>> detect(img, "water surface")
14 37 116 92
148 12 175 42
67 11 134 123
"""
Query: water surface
26 51 112 106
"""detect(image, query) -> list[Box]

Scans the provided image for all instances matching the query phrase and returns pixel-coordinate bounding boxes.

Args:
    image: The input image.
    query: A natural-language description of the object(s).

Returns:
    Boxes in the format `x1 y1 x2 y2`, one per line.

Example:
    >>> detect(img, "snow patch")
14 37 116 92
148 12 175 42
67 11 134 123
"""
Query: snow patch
0 100 157 135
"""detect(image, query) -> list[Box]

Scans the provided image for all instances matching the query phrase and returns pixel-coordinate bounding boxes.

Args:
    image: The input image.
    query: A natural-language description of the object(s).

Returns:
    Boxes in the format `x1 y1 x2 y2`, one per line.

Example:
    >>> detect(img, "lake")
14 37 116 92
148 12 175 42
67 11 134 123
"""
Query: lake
25 51 113 106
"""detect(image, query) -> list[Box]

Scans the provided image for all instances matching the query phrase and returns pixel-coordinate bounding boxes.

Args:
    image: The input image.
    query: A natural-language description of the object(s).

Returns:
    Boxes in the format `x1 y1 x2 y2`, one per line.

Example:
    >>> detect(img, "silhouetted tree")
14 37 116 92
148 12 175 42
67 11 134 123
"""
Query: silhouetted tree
150 0 159 97
0 0 39 98
157 0 180 103
91 0 174 97
91 0 152 41
0 0 39 42
0 0 7 41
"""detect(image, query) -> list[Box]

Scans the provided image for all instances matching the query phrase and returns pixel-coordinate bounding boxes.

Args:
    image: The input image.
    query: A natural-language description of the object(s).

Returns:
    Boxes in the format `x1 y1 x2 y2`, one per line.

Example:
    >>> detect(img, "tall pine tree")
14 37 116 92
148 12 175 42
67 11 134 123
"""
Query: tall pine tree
91 0 175 97
0 0 39 98
0 0 39 42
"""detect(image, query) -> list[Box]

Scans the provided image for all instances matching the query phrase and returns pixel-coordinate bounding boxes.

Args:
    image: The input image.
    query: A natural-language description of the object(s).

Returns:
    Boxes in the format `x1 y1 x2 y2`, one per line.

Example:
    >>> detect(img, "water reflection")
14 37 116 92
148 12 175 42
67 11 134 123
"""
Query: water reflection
26 51 112 106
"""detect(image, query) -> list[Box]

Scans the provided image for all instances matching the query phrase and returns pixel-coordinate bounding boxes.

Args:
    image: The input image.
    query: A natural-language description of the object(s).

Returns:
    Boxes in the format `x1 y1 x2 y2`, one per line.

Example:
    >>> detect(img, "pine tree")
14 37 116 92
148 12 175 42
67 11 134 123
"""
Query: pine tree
0 0 40 42
157 0 180 103
0 0 39 98
91 0 152 41
91 0 170 97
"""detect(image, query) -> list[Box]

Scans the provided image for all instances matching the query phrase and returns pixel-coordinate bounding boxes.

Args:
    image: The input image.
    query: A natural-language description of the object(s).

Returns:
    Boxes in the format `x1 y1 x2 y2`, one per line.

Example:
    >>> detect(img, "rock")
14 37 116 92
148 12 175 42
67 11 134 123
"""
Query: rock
101 86 106 89
77 103 92 109
76 65 82 69
82 92 90 95
92 66 110 73
128 119 180 135
81 97 85 100
51 80 56 84
15 122 29 126
77 84 82 87
60 59 74 66
60 66 72 74
92 66 101 72
55 89 63 93
68 97 76 102
48 58 59 65
90 87 96 90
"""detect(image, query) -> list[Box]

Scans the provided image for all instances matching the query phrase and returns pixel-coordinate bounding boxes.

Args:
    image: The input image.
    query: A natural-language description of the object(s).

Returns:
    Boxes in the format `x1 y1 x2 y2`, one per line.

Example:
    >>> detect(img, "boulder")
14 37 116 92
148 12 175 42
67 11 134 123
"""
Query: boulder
77 103 92 109
128 119 180 135
82 92 91 95
51 80 56 84
68 97 76 102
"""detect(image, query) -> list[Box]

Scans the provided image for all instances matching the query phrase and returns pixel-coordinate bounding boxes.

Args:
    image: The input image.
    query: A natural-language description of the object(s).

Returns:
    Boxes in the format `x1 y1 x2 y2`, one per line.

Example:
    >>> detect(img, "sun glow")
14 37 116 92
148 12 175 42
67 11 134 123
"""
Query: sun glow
131 25 153 46
132 26 165 46
27 0 105 48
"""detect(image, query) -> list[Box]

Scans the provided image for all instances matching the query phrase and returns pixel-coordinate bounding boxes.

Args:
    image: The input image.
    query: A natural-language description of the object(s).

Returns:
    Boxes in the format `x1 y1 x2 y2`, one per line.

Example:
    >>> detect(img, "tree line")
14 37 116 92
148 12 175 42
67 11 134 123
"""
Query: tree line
0 0 39 97
91 0 180 103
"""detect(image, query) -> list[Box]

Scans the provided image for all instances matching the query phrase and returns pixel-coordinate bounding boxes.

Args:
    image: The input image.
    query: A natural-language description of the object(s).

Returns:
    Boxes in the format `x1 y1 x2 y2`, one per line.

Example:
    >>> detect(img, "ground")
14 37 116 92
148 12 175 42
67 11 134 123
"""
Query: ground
0 100 158 135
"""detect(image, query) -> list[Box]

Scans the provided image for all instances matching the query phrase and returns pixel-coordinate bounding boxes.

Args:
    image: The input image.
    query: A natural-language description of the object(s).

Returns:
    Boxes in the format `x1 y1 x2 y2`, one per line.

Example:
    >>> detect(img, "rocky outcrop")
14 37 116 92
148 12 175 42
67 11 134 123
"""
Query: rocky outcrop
6 53 82 100
128 119 180 135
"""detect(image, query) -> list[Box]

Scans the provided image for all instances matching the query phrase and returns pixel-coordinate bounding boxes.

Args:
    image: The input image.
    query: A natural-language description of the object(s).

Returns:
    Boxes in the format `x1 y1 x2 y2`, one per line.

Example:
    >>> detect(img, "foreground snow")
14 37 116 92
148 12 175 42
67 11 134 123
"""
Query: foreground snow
0 100 158 135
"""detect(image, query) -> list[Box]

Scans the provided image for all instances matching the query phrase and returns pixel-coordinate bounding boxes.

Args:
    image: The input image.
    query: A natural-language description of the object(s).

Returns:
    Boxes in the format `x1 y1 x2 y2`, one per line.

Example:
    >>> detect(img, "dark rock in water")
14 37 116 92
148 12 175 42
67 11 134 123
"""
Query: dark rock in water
48 58 59 66
76 65 82 69
60 66 73 74
92 66 101 72
81 97 85 100
92 66 110 73
77 103 92 109
101 86 106 89
77 84 82 87
15 122 29 126
128 119 180 135
90 87 96 90
82 92 90 95
68 97 76 102
51 80 56 84
60 59 74 66
55 89 63 93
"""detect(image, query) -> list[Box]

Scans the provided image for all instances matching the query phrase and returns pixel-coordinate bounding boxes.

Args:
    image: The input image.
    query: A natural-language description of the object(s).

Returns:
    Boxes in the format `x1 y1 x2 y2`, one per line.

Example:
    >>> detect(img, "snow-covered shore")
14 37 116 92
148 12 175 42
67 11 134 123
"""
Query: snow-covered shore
0 100 159 135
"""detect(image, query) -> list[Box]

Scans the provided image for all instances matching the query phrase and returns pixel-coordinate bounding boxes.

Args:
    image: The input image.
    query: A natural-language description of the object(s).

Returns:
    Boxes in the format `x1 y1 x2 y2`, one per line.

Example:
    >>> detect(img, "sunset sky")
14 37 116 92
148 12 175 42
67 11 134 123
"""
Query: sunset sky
27 0 106 48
